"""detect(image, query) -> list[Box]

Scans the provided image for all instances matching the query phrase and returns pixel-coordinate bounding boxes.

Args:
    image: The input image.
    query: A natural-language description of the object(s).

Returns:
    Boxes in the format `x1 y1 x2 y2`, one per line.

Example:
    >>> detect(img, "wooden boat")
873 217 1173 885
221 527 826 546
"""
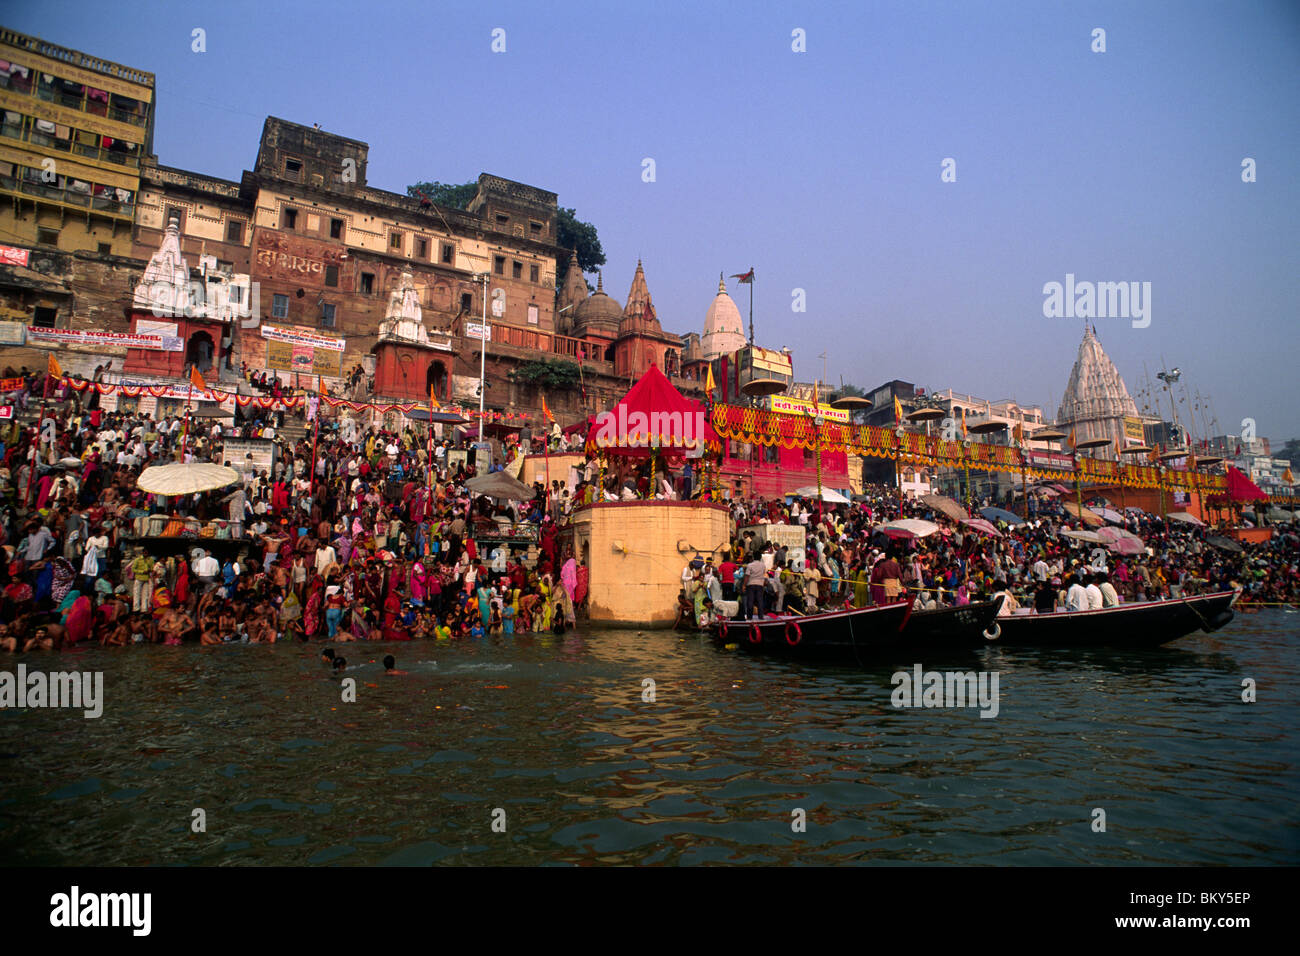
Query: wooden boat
901 597 1005 646
984 590 1238 647
713 597 914 658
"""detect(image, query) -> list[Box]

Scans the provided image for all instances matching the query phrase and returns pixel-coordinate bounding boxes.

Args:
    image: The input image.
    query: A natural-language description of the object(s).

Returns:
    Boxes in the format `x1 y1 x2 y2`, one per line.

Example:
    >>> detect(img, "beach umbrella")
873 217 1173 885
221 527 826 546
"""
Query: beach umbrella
1165 511 1205 527
960 516 1003 538
1095 507 1125 525
979 506 1025 526
1206 535 1244 554
1097 526 1144 554
920 493 968 522
1061 501 1104 527
791 485 849 503
881 518 939 538
137 462 240 497
1060 529 1104 544
465 470 536 501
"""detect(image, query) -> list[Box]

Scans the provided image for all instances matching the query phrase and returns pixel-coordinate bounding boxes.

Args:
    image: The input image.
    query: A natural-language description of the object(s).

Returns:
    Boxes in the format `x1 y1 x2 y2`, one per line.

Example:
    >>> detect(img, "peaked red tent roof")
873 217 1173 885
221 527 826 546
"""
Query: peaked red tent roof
585 363 719 459
1224 465 1267 502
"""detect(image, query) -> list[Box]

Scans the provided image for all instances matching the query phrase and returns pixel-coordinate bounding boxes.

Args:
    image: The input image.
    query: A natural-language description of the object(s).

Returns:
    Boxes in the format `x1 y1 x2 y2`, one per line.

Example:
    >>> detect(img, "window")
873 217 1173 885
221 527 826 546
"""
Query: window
37 228 58 246
320 303 336 328
460 293 473 313
390 231 402 251
272 294 289 318
441 243 454 264
764 445 780 465
360 272 374 294
529 264 539 283
495 214 508 227
165 206 186 230
330 218 343 239
493 256 505 275
97 242 111 256
226 219 244 243
33 306 57 328
512 261 522 279
416 237 427 258
529 220 542 236
325 265 338 287
284 158 302 182
282 207 297 230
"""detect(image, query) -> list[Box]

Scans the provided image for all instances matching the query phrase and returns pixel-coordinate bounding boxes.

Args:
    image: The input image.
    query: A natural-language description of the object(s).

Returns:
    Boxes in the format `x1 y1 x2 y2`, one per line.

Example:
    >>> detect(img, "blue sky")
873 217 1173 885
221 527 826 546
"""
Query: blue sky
12 0 1299 443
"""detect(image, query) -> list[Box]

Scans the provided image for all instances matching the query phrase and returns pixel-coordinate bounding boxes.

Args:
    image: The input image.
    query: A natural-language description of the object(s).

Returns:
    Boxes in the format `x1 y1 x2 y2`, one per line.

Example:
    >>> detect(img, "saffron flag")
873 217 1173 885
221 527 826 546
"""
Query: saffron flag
730 268 755 283
189 366 207 392
961 406 968 439
47 353 62 378
428 384 440 409
1283 467 1294 484
541 394 555 423
1012 421 1024 445
705 364 716 394
1067 427 1077 450
893 396 903 424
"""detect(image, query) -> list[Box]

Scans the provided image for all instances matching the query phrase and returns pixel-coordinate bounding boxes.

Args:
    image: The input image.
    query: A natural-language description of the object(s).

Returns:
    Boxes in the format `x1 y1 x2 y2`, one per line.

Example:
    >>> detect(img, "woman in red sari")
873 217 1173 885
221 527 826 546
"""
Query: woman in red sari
64 594 93 644
174 558 190 608
381 588 408 640
303 578 323 639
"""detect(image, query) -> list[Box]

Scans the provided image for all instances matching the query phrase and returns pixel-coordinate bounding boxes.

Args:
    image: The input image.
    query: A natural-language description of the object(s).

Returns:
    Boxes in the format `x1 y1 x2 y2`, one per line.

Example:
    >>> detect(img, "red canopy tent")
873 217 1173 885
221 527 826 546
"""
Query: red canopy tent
585 363 720 460
1222 466 1267 502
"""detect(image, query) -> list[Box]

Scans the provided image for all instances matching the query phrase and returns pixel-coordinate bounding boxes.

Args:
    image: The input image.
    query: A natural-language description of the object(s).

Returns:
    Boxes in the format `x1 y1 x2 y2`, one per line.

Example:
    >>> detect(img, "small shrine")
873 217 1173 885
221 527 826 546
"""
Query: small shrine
371 269 456 404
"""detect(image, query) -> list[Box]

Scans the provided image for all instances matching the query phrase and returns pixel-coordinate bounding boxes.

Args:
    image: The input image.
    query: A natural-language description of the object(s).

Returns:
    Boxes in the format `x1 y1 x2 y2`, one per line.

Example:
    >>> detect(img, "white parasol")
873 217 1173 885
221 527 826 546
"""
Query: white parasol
137 462 241 496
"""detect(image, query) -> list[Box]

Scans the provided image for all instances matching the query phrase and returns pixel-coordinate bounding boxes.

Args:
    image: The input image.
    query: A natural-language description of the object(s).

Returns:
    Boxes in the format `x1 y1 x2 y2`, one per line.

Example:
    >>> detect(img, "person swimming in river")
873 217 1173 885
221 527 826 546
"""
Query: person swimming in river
321 647 336 665
331 656 347 674
382 654 408 676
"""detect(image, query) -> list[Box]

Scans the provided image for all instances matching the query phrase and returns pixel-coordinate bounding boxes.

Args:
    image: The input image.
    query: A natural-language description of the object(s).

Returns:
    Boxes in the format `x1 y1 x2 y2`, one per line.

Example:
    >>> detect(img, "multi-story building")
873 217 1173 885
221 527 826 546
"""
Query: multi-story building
0 27 154 257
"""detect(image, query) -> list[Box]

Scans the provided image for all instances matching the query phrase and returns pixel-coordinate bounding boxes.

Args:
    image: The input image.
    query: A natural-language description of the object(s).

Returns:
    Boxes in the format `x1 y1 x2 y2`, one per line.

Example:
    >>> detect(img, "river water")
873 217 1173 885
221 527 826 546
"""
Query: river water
1 609 1296 866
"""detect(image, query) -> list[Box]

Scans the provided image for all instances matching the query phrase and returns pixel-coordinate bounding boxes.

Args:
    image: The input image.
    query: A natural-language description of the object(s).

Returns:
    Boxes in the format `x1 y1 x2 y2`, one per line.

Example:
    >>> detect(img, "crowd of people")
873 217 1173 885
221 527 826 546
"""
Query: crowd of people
676 484 1299 627
0 373 593 652
1 359 1296 651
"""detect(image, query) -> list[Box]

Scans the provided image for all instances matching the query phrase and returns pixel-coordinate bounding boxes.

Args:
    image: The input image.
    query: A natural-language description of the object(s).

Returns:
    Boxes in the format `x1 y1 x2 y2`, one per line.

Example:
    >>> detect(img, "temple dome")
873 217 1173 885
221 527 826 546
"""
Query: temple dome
1056 326 1139 460
572 271 622 335
701 273 746 359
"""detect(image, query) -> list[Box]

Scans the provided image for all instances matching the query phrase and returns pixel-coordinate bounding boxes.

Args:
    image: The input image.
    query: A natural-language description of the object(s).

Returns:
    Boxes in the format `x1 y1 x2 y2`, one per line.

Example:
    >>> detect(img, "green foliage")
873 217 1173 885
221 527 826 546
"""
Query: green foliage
555 207 605 295
509 359 581 391
406 180 477 210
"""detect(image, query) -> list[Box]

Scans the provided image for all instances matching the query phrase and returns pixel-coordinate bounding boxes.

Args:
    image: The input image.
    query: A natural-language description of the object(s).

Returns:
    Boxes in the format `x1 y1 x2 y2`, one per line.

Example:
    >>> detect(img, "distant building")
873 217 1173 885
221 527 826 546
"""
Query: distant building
1055 325 1140 460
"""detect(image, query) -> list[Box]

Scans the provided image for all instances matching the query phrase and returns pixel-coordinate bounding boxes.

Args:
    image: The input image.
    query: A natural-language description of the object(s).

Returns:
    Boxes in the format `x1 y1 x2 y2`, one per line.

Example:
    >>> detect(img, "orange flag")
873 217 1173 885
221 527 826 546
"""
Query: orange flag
47 353 62 378
428 384 441 410
705 364 716 394
1012 421 1024 445
190 366 207 392
1067 427 1077 450
541 394 555 423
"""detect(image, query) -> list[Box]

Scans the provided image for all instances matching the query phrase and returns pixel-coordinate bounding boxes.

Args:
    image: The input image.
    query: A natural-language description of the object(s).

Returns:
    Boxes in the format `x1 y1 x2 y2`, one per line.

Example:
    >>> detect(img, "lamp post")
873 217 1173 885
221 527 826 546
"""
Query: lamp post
475 272 489 428
895 424 905 510
814 413 825 502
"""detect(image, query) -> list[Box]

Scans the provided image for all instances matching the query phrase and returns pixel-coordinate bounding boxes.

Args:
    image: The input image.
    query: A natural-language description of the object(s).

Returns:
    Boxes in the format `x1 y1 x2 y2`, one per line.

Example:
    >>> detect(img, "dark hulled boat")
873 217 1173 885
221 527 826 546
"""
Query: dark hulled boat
983 590 1238 647
900 597 1005 646
713 598 914 658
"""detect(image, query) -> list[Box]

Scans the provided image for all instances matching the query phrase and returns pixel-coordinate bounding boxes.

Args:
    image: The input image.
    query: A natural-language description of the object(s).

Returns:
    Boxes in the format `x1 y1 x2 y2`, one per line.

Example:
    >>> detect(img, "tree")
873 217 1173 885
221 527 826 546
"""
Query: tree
508 358 580 391
406 180 477 210
555 207 605 296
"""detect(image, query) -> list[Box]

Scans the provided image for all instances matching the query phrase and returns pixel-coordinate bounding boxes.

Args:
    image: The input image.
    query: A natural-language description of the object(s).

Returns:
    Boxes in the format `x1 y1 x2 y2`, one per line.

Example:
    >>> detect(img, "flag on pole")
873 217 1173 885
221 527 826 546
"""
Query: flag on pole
1067 426 1077 450
705 364 716 394
541 394 555 423
428 384 441 410
961 407 968 440
893 396 903 425
1012 421 1024 445
47 353 62 378
730 268 755 283
190 366 207 393
1283 467 1293 484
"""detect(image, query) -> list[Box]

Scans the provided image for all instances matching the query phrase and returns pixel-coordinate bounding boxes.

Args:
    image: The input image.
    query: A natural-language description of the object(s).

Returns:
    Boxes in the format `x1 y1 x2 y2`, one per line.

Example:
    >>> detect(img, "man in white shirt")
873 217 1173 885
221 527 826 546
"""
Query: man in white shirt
1097 572 1120 608
1083 572 1104 610
1065 574 1089 612
1032 555 1049 582
194 550 220 591
314 541 337 576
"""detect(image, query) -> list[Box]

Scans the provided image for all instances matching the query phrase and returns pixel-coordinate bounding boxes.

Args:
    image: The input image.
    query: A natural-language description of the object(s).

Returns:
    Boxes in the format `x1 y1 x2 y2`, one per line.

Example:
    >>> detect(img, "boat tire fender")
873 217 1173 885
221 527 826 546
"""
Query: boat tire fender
748 624 762 644
983 622 1001 641
786 620 802 646
719 621 728 642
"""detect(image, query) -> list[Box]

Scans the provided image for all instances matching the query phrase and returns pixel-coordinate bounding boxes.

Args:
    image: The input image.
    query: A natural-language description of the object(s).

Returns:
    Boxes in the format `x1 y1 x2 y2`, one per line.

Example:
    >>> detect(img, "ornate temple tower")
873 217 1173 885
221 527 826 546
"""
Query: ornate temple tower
557 249 588 335
701 272 746 360
371 269 456 403
1056 326 1140 460
614 260 682 378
